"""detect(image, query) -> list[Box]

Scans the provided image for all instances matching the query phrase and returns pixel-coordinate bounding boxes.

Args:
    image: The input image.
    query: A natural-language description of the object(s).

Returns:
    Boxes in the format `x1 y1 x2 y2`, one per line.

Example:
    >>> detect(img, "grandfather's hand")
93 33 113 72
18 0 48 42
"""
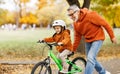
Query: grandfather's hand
111 37 117 44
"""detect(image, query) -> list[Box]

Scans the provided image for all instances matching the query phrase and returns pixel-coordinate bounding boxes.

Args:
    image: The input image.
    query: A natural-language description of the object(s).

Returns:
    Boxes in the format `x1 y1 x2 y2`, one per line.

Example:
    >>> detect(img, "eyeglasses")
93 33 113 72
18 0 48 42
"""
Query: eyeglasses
68 11 77 16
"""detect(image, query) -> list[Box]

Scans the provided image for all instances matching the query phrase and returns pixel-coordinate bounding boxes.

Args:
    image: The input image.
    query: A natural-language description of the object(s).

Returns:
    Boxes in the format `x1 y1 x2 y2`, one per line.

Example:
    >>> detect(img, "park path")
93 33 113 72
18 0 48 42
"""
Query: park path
94 58 120 74
0 58 120 74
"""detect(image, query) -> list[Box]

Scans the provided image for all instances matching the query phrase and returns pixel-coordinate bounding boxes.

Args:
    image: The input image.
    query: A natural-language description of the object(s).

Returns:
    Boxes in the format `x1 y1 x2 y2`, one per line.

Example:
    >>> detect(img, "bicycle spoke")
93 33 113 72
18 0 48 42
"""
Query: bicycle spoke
39 65 43 74
45 68 48 74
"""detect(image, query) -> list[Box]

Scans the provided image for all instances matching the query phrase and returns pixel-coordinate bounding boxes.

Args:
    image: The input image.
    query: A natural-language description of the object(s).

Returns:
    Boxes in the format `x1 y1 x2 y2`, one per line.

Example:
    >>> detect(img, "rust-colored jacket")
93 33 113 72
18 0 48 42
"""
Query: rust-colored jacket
44 29 73 53
73 8 115 51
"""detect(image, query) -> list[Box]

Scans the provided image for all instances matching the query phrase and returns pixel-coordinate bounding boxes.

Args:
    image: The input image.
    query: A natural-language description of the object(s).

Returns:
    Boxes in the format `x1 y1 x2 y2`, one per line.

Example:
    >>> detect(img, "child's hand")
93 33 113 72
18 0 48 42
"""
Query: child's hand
58 42 63 46
37 40 44 43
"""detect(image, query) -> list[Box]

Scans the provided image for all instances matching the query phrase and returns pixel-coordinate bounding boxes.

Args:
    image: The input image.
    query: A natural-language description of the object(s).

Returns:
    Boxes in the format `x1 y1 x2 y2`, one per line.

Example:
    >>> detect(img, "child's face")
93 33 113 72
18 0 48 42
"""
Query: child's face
54 26 62 34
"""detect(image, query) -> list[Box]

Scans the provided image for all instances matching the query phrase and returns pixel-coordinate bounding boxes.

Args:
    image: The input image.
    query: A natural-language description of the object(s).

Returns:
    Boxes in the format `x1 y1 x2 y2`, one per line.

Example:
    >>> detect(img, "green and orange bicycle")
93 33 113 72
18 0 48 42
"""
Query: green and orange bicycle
31 41 86 74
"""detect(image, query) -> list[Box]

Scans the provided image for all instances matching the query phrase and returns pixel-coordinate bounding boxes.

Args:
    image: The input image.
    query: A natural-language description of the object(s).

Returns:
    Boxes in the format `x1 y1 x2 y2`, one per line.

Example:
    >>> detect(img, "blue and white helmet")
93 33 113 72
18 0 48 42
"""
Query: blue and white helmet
52 20 66 28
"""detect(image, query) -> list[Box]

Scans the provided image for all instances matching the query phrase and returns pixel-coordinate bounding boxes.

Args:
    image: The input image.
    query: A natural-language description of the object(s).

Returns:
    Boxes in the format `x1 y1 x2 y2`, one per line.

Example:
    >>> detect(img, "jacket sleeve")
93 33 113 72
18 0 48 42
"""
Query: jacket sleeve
90 12 115 40
73 27 82 51
61 31 71 45
44 37 54 42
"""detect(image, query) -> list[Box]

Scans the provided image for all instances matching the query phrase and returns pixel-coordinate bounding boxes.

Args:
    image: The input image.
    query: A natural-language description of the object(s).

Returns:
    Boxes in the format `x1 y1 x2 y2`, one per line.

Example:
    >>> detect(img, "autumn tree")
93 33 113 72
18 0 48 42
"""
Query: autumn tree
6 12 16 24
37 0 70 27
91 0 120 28
20 13 38 25
0 0 6 25
13 0 30 27
37 0 55 9
0 9 7 25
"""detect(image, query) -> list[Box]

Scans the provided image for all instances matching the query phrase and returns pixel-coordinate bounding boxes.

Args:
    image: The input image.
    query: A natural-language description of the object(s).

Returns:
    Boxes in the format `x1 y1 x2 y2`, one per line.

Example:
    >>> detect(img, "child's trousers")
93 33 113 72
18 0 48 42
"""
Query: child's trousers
57 49 72 69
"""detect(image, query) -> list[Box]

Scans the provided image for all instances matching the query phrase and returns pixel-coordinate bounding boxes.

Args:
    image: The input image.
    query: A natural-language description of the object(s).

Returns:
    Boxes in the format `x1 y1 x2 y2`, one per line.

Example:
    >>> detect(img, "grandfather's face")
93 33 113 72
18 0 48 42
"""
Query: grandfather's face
67 10 79 22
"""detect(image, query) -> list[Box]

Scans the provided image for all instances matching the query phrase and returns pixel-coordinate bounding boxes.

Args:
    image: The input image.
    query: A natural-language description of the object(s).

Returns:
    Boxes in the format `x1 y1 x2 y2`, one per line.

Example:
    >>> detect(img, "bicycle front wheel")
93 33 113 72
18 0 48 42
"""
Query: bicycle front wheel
68 57 86 74
31 61 52 74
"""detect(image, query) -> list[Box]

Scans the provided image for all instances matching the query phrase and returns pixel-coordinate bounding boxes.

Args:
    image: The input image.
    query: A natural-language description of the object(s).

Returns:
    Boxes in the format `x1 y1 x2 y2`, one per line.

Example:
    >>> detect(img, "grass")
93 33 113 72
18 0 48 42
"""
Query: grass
0 28 120 60
0 29 54 59
99 28 120 57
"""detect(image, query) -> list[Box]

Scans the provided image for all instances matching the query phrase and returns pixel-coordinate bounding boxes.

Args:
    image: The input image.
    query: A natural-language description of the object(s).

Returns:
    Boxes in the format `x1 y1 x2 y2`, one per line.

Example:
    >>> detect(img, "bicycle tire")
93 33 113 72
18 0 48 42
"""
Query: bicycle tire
68 57 86 74
31 61 52 74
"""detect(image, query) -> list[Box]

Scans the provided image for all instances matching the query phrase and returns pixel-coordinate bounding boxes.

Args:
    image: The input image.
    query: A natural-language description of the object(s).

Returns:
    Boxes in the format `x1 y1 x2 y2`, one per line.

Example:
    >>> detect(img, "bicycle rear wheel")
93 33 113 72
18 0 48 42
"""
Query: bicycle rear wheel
68 57 86 74
31 61 52 74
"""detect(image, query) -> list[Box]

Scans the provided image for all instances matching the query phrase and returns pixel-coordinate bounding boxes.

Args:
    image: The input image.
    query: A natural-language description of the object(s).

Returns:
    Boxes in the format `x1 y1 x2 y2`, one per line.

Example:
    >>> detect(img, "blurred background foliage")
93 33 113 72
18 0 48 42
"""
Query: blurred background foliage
91 0 120 28
0 0 120 27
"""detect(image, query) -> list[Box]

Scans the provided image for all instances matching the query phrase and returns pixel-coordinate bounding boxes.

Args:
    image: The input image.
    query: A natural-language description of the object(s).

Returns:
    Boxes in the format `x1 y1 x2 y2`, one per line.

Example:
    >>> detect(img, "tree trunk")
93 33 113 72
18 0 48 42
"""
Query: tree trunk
76 36 85 54
82 0 91 9
66 0 91 9
66 0 80 8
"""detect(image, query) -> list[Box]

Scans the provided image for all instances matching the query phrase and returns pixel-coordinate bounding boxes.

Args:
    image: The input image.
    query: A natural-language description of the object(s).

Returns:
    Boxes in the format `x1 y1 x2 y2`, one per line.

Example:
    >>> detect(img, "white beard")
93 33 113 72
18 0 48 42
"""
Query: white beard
74 16 79 22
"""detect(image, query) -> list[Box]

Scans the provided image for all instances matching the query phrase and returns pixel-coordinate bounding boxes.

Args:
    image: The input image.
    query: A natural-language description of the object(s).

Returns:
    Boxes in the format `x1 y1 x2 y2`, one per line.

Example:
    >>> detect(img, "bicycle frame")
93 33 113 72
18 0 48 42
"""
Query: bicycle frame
48 49 63 71
48 49 83 74
40 42 83 74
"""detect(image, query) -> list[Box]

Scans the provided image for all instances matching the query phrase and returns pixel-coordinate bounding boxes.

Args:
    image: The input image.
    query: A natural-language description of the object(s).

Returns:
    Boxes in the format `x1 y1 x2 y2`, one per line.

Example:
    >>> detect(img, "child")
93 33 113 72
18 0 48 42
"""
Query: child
40 20 73 73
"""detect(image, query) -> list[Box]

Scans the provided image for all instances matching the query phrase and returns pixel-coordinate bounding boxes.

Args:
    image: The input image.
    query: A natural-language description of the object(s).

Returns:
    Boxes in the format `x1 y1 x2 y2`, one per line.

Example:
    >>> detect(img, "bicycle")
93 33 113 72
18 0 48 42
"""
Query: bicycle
31 41 86 74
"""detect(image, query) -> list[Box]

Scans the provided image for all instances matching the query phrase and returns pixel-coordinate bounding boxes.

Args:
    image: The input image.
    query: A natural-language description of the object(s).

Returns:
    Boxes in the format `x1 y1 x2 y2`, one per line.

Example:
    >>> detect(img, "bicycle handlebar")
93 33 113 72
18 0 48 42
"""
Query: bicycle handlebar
37 40 60 49
37 40 74 57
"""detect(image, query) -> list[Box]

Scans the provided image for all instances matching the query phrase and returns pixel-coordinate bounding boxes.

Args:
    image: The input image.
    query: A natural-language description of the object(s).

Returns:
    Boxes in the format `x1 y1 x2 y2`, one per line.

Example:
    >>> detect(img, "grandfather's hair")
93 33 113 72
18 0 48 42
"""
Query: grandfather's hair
67 4 80 11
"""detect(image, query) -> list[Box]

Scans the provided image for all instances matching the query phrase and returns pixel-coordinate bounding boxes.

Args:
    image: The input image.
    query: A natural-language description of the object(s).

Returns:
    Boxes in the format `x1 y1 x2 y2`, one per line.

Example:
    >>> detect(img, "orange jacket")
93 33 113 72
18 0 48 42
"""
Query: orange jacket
73 8 115 51
44 29 73 53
